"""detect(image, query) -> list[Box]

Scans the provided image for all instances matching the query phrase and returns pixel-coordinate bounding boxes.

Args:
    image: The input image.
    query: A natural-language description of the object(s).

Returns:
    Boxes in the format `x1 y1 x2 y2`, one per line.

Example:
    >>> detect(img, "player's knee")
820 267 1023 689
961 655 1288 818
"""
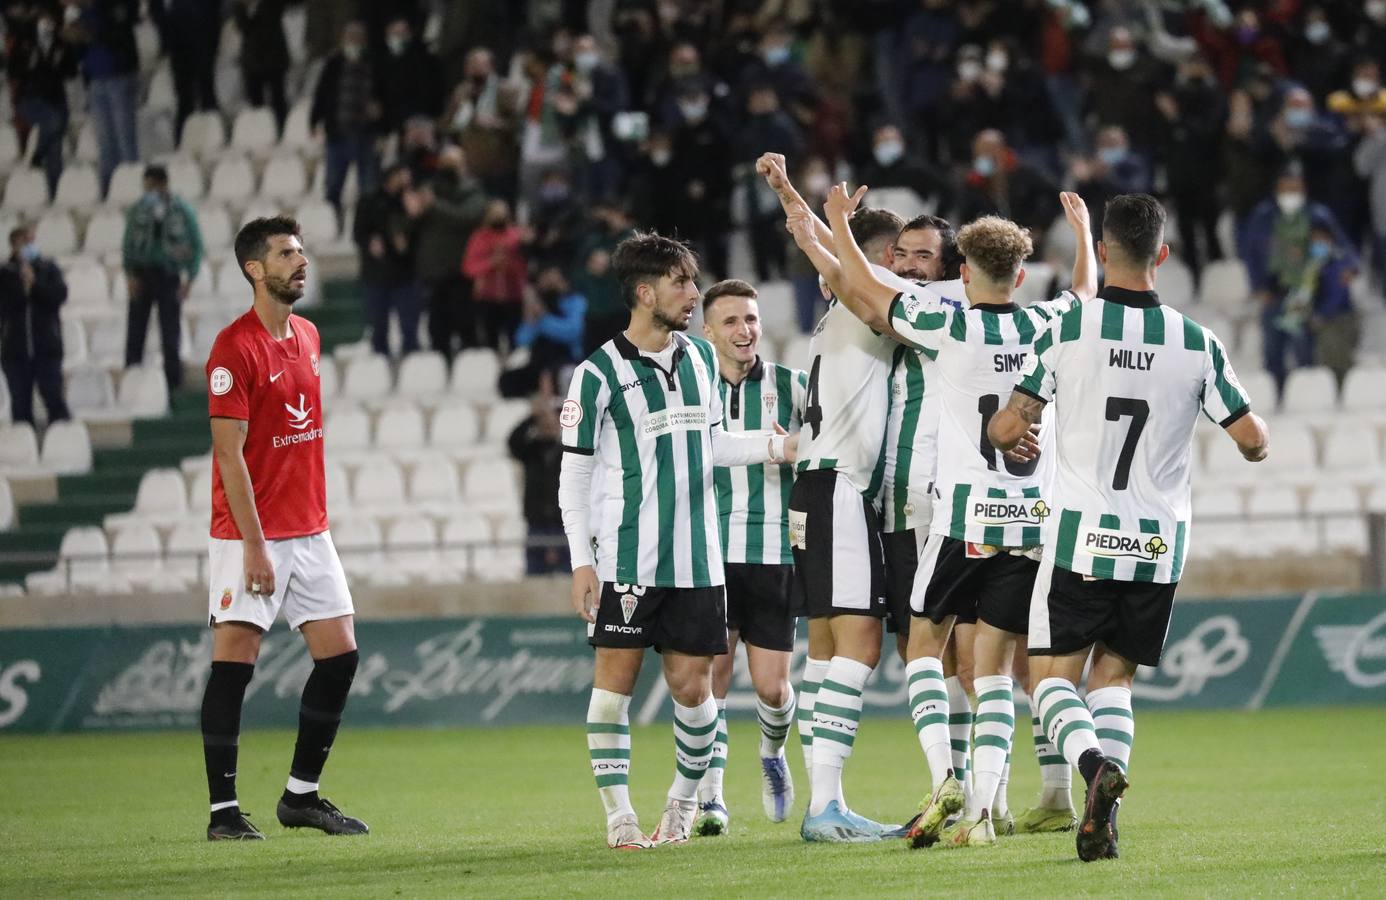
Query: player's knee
756 679 792 709
314 648 359 688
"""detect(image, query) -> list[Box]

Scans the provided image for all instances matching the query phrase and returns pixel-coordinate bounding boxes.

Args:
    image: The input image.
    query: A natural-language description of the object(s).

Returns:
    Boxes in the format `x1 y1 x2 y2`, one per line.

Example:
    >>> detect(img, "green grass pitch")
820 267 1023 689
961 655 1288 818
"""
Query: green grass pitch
2 708 1383 897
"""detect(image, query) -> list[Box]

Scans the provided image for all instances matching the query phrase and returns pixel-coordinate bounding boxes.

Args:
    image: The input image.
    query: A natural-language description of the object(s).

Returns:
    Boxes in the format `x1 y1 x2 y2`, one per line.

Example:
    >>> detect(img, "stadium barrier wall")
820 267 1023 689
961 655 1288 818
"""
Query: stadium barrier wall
0 592 1383 733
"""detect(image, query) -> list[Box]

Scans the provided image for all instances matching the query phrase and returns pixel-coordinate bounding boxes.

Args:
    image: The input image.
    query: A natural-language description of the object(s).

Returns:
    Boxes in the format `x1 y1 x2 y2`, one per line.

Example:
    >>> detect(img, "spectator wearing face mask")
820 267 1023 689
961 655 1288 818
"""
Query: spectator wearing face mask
738 83 805 282
446 47 520 199
376 17 445 138
955 128 1058 237
1086 26 1162 158
1327 59 1386 130
500 263 587 398
1287 5 1350 102
414 145 488 362
1241 168 1358 396
232 0 291 133
1072 125 1152 238
857 123 954 216
737 27 817 129
355 163 425 357
1156 57 1227 280
1196 6 1288 91
1263 86 1362 245
7 7 77 199
462 199 527 351
310 21 383 219
1354 1 1386 67
122 165 203 393
0 226 70 425
568 33 631 201
507 372 569 576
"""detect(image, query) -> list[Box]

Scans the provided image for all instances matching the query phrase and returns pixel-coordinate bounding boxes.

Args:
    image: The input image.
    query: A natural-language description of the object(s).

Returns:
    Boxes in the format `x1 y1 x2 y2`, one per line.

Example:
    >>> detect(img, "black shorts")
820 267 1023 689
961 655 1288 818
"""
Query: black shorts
882 529 928 636
589 582 729 656
910 535 1035 635
724 562 800 652
1026 558 1178 667
788 469 887 620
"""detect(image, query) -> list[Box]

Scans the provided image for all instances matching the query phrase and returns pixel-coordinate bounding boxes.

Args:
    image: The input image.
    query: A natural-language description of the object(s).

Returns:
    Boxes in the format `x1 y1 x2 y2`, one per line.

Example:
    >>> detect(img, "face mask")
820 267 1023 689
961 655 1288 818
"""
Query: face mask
1369 0 1386 22
36 20 54 41
1097 146 1127 167
19 243 39 262
985 50 1008 73
873 140 904 167
1354 79 1379 99
677 100 708 122
670 63 698 79
1304 21 1331 44
1284 107 1313 129
763 45 791 66
574 51 599 72
143 190 165 206
650 149 672 167
1308 241 1332 261
1276 192 1305 215
1236 24 1258 45
386 36 407 56
1108 49 1136 70
974 155 996 177
804 173 830 196
343 44 363 62
957 60 982 81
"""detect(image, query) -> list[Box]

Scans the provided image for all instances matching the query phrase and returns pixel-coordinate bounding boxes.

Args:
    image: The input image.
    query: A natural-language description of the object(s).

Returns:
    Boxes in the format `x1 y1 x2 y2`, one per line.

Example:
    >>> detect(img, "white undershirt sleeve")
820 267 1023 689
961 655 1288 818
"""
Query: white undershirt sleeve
710 426 780 467
558 451 596 569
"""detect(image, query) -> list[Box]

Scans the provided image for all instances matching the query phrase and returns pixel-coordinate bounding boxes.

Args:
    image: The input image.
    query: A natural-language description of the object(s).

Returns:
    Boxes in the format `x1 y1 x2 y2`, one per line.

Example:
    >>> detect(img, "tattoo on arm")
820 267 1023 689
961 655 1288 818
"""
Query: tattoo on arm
1009 393 1046 425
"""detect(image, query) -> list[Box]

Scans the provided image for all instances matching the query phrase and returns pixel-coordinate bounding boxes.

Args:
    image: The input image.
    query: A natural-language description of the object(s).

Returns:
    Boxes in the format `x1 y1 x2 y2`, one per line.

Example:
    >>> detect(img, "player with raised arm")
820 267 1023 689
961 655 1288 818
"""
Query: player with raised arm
695 279 807 834
558 233 799 850
199 217 368 840
823 184 1098 849
988 194 1269 862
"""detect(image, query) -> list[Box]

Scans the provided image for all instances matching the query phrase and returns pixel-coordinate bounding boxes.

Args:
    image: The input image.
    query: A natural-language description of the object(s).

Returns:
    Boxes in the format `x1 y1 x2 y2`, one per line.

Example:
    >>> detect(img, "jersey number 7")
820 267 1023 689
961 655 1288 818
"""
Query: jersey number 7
1105 396 1149 490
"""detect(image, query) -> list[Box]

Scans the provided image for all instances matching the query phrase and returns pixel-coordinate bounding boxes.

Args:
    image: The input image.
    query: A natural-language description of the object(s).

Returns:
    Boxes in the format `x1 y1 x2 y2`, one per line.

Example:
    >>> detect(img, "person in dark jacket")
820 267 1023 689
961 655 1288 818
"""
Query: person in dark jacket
8 7 78 198
311 21 382 218
1156 57 1227 279
415 145 487 362
66 0 141 195
0 227 70 424
737 83 804 281
231 0 290 133
955 128 1058 236
376 17 445 138
856 123 954 216
507 375 568 576
149 0 221 144
353 164 423 357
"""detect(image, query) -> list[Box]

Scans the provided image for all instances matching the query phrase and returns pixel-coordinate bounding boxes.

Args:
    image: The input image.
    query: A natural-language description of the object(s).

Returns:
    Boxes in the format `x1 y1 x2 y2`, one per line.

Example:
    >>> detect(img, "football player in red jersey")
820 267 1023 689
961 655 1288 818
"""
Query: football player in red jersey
198 216 368 840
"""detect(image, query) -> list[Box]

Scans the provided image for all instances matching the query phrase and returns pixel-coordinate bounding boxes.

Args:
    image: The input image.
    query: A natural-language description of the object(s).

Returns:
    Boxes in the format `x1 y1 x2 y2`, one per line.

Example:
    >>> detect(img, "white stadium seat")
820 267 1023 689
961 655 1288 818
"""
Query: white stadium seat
39 421 93 475
330 517 382 579
261 154 307 201
1320 424 1379 471
448 349 500 400
231 107 279 158
753 280 798 341
1341 367 1386 412
53 164 101 209
64 261 111 318
783 335 813 371
1157 255 1196 308
462 458 520 511
1192 487 1244 519
67 366 116 415
166 155 206 200
130 468 189 524
1198 259 1251 316
117 366 169 417
384 518 439 580
296 198 340 245
83 207 128 258
187 466 213 514
318 355 339 402
0 126 21 174
62 317 89 371
397 352 448 399
342 354 392 404
0 478 14 531
352 461 405 511
1281 366 1337 415
483 399 530 444
87 317 127 366
1246 485 1301 518
407 456 461 508
105 161 147 206
1321 518 1368 554
110 522 163 581
208 154 257 203
0 423 39 473
195 201 233 251
1261 423 1316 473
325 405 371 453
1305 484 1361 516
325 460 351 511
2 166 49 211
34 210 78 256
429 403 481 449
1236 369 1278 412
374 405 426 451
181 111 227 159
163 525 208 586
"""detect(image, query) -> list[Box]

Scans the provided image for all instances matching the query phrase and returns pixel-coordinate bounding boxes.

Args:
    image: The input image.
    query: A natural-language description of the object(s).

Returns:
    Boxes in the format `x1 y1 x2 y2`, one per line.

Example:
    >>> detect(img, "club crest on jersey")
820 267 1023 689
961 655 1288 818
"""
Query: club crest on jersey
310 353 320 376
559 399 583 429
762 392 778 416
219 588 233 609
1080 527 1169 561
970 498 1050 527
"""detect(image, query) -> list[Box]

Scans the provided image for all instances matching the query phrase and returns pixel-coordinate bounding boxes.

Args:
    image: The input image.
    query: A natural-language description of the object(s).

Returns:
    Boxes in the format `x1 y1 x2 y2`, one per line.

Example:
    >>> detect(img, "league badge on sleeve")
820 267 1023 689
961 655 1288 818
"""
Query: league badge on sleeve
560 399 583 429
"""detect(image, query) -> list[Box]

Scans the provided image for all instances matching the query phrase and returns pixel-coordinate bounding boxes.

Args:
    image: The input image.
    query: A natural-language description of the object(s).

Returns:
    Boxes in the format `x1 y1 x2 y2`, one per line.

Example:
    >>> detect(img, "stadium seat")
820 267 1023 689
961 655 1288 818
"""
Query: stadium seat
1320 517 1368 555
38 526 120 594
397 352 448 400
236 198 280 228
448 349 500 400
82 207 127 259
1320 423 1379 471
407 456 461 509
64 261 111 318
117 366 169 417
260 153 307 201
318 355 339 402
1261 422 1316 473
330 517 382 579
325 405 371 454
181 111 227 159
0 126 21 174
61 317 90 372
352 461 405 512
0 422 39 473
195 201 234 251
85 317 127 368
231 107 279 158
1016 262 1056 306
34 210 78 256
1237 369 1278 412
342 354 392 404
1198 260 1251 315
462 458 520 511
110 523 163 583
1246 485 1301 518
1367 484 1386 513
186 466 213 515
440 515 490 577
325 460 351 511
1192 486 1244 519
483 399 530 444
126 468 190 526
1341 367 1386 412
1282 367 1337 415
0 477 14 531
296 198 340 246
163 525 207 587
374 405 426 451
429 403 482 449
383 518 439 581
280 101 316 154
2 166 49 211
39 421 92 475
143 59 175 111
166 155 206 200
1306 484 1361 516
864 185 929 221
475 545 526 582
106 161 147 207
53 164 101 210
1157 255 1196 308
208 154 257 203
67 365 116 416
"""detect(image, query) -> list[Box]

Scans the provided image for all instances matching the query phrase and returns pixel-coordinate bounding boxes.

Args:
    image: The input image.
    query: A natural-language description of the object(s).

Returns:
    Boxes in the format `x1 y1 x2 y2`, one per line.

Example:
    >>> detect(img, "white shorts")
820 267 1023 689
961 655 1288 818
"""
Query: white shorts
208 531 354 632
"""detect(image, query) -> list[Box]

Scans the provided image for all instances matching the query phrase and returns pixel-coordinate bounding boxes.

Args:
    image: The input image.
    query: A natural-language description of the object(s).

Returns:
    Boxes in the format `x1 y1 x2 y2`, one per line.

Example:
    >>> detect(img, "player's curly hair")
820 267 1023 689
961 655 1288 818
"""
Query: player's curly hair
955 216 1033 283
611 231 699 309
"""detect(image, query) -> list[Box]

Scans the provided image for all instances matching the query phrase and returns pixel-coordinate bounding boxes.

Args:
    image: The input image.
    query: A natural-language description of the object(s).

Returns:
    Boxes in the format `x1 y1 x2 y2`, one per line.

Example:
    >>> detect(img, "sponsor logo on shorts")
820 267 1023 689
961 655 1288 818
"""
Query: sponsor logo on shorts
604 624 643 635
641 406 707 439
970 499 1050 527
559 399 583 428
219 588 233 610
1079 526 1168 561
209 367 233 396
1315 610 1386 689
787 510 807 551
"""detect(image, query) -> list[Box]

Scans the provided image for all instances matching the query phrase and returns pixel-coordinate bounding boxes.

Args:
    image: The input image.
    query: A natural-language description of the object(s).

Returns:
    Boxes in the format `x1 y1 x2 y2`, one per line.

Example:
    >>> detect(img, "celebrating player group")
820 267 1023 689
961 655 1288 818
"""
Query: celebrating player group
558 154 1270 862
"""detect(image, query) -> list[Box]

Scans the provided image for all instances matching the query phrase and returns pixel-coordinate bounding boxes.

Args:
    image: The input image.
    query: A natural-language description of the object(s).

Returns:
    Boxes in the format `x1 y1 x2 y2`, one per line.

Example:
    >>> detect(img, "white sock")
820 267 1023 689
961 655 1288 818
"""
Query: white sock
945 676 973 798
906 656 953 788
966 675 1014 820
757 689 795 758
699 700 728 803
1030 706 1072 808
210 800 239 814
797 658 829 787
808 656 871 816
587 688 636 827
994 754 1011 818
1034 677 1101 768
285 776 318 795
668 696 719 801
1086 685 1134 773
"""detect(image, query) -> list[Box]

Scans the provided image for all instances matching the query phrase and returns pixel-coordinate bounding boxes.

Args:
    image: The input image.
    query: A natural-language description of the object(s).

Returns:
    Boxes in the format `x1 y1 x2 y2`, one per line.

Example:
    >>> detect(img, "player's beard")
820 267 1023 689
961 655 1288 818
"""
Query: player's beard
652 306 690 333
266 272 305 304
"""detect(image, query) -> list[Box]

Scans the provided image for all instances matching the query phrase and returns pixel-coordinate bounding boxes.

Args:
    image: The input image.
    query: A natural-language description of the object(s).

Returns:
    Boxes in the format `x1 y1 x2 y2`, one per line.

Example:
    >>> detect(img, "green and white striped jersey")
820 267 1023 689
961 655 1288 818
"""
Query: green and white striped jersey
794 286 897 497
889 288 1081 547
1013 288 1252 584
713 358 807 566
560 332 726 588
875 278 966 533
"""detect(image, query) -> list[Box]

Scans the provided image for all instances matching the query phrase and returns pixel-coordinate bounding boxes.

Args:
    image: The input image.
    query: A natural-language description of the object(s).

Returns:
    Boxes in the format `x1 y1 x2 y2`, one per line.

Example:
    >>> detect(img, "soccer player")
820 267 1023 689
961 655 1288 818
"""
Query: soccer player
695 278 806 834
823 184 1097 849
199 216 367 840
559 233 799 850
988 194 1270 861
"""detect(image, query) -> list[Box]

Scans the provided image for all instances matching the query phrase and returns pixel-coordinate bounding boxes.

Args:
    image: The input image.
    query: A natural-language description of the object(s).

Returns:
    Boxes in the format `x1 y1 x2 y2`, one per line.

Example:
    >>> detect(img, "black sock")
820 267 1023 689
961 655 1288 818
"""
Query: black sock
201 661 254 810
1078 748 1106 786
283 650 358 806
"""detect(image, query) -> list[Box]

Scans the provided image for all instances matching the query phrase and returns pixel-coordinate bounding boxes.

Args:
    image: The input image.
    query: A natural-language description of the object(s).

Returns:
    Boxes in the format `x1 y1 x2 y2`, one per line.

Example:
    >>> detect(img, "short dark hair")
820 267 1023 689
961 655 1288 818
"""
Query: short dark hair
9 226 31 245
610 231 699 309
1102 194 1166 266
234 216 302 284
849 207 906 257
702 278 757 313
900 214 961 279
143 164 168 185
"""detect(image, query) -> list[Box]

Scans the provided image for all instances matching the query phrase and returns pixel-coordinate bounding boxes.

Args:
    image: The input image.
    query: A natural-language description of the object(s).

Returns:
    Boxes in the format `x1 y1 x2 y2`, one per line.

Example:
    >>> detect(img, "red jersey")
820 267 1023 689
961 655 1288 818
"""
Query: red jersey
206 310 328 540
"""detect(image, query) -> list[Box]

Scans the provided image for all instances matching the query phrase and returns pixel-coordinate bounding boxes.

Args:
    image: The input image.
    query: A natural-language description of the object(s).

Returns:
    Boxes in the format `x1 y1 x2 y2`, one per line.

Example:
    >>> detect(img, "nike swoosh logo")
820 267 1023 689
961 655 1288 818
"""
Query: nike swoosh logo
223 772 236 778
269 372 284 383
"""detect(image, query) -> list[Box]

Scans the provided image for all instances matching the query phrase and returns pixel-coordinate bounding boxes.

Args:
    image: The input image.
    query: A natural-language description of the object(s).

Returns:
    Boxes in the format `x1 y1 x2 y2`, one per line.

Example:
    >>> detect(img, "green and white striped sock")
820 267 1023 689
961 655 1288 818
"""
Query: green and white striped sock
1035 677 1101 769
1086 685 1134 773
669 697 719 801
699 700 729 803
994 751 1011 818
906 656 953 789
587 688 635 827
1031 710 1073 808
945 676 973 797
757 689 795 758
797 658 829 781
967 675 1015 820
808 656 871 816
